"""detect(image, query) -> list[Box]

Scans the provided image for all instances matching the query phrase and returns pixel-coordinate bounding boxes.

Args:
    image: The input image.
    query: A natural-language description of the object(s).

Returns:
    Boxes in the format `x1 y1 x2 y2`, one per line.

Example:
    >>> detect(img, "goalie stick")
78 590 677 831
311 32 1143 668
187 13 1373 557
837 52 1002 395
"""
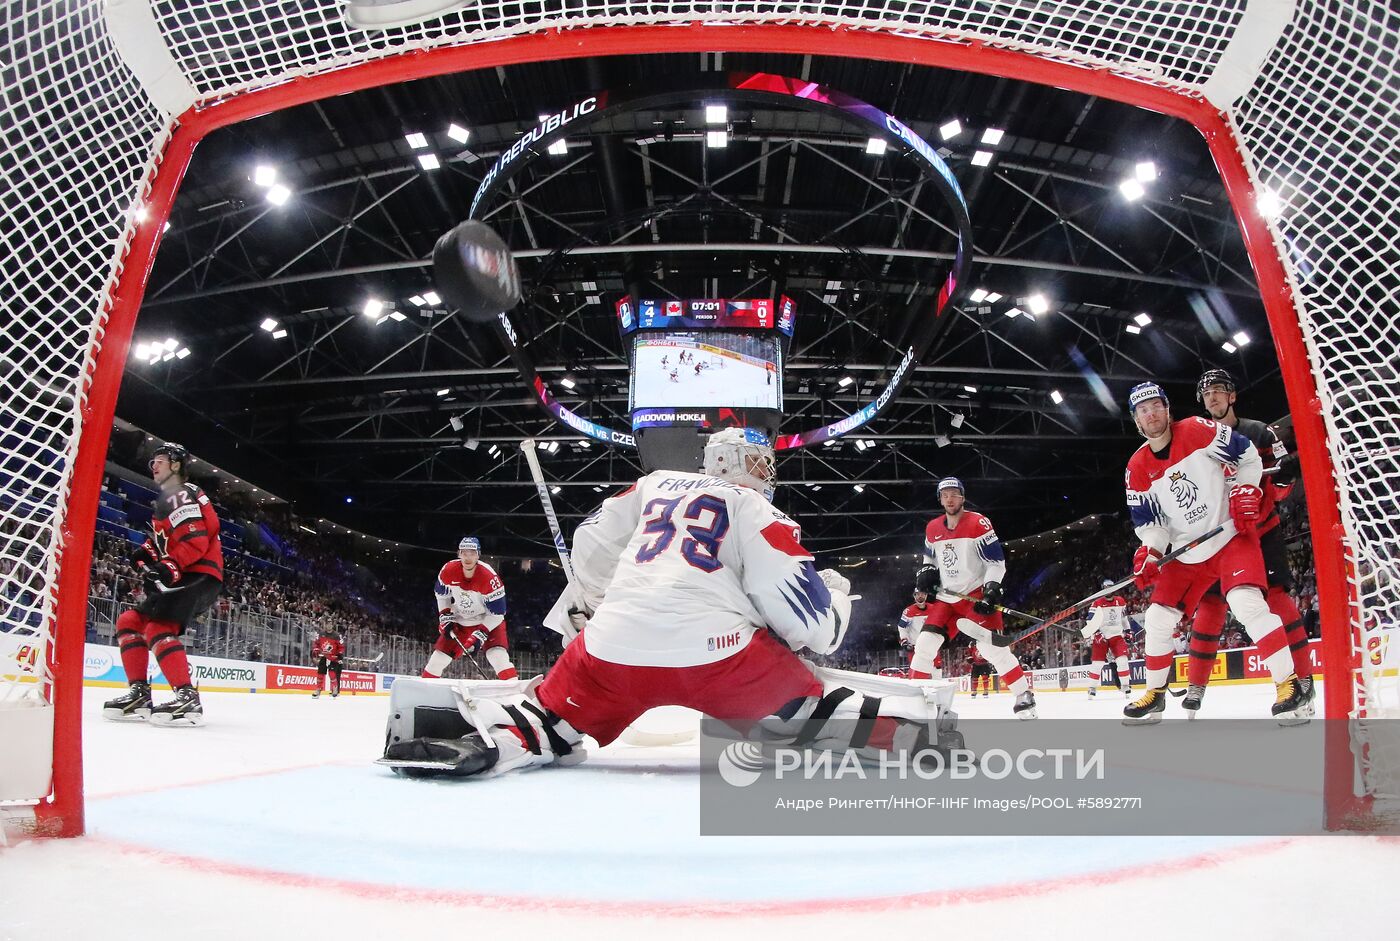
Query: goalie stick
983 524 1227 648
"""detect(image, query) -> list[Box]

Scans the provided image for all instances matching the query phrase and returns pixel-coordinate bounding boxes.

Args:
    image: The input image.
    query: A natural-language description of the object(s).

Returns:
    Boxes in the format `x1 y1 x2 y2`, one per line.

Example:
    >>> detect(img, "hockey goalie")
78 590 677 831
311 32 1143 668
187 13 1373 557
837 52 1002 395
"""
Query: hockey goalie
378 427 959 779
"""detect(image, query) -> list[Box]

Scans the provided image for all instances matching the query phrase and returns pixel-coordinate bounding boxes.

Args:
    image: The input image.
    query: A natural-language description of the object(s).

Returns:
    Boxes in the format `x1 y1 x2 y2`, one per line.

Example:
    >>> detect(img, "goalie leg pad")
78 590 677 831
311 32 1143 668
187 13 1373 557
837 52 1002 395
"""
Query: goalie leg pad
379 735 499 778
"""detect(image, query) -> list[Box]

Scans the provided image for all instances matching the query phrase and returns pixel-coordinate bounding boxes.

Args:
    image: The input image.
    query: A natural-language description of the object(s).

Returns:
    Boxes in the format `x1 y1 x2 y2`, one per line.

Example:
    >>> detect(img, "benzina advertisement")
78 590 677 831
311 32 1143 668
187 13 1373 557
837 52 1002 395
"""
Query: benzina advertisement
264 665 379 694
71 642 394 694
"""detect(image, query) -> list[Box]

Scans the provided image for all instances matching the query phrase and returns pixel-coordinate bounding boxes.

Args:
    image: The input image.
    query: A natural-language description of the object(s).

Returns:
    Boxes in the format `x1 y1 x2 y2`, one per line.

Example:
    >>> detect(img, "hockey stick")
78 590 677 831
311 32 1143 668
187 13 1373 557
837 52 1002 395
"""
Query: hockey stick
937 588 1074 630
985 524 1227 648
520 439 579 590
345 653 383 667
450 631 487 679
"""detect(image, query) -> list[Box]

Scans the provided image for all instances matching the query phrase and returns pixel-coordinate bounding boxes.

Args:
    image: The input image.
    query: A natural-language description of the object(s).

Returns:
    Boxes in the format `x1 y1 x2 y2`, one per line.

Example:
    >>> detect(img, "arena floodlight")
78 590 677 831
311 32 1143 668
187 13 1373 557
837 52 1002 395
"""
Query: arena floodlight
1027 293 1050 315
838 376 854 388
933 435 950 448
1050 389 1064 404
550 485 562 495
417 153 440 170
1258 188 1283 219
409 295 426 307
343 0 476 30
1233 330 1251 347
706 129 728 148
939 119 962 140
259 317 279 332
388 311 407 322
580 281 597 291
271 329 287 339
1003 307 1022 319
163 338 178 351
559 377 576 389
865 137 888 155
968 289 988 303
133 343 149 360
423 291 441 305
266 183 291 206
853 484 865 493
950 413 965 429
963 385 977 393
1126 324 1142 335
161 350 175 362
175 347 191 359
1134 312 1152 326
705 103 727 124
981 128 1005 145
854 440 869 452
971 150 993 167
446 123 470 144
1118 178 1145 201
436 388 450 396
1222 341 1238 353
1135 160 1159 182
404 131 428 149
547 139 568 156
363 299 384 318
984 292 1003 303
449 416 465 432
252 164 277 187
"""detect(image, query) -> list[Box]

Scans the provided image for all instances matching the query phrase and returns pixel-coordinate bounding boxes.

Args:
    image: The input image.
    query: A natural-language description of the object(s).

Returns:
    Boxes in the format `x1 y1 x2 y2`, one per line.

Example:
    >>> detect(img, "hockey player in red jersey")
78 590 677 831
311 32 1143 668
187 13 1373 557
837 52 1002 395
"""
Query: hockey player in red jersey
1180 369 1314 720
421 537 517 681
912 478 1036 718
1084 579 1134 699
378 428 958 779
312 627 345 698
896 567 938 677
967 647 994 698
103 443 222 727
1122 382 1307 724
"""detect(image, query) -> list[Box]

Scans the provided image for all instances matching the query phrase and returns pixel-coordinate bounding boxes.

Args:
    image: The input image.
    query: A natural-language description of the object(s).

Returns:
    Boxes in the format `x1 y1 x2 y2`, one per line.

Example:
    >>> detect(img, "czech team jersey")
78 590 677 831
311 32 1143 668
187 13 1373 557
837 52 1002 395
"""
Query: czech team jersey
1125 417 1262 563
435 560 507 629
151 482 222 581
922 512 1006 603
312 635 345 662
544 470 846 667
1085 595 1128 638
897 601 931 645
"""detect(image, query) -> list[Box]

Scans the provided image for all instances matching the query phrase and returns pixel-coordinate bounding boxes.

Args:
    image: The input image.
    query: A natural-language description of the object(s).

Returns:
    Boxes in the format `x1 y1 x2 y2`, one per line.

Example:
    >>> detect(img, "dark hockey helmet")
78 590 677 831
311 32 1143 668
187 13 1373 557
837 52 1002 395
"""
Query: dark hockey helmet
149 442 190 474
1196 368 1237 402
914 565 939 594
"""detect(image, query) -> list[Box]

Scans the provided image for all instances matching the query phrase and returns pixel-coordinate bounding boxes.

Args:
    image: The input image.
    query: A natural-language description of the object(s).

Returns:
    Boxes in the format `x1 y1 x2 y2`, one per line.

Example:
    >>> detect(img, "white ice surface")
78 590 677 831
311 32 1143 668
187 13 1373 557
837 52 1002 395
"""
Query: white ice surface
2 683 1398 940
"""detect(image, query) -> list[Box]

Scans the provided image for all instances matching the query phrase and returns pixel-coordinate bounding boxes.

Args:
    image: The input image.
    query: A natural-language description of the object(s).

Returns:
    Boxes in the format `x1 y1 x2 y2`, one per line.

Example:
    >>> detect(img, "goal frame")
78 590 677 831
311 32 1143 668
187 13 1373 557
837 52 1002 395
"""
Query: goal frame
34 22 1359 836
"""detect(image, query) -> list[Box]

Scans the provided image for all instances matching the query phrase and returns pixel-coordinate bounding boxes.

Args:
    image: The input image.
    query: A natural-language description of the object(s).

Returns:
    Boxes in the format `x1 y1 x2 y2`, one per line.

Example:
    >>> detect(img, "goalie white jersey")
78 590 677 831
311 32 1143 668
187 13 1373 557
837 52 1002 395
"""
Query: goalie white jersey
922 511 1007 603
1125 416 1262 563
544 470 847 667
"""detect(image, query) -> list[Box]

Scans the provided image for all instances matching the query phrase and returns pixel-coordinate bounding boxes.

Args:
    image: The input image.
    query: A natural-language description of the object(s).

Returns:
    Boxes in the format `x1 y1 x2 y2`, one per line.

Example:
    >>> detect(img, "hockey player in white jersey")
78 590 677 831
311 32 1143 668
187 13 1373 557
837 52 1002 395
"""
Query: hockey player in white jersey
1083 579 1134 699
1122 382 1307 724
379 428 957 778
912 477 1037 719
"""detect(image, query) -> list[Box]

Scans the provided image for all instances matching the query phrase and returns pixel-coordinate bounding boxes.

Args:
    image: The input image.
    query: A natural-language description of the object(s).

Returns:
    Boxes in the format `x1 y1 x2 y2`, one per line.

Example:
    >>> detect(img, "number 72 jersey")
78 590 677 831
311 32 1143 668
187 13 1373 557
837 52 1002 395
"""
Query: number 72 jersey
545 469 846 668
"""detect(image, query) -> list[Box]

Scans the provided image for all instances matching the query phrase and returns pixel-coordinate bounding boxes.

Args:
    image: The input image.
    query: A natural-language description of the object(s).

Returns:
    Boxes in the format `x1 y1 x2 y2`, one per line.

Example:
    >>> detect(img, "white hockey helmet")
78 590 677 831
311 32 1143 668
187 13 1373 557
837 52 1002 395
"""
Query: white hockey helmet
703 427 776 499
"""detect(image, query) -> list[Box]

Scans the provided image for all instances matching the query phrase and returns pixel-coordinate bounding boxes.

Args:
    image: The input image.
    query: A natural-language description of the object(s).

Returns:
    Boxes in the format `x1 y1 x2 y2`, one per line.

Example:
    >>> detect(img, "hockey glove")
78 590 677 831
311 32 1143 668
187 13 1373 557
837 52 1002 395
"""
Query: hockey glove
438 611 460 635
1132 545 1164 591
1229 483 1263 534
142 557 181 592
461 628 490 653
129 540 159 573
817 568 851 596
566 607 590 641
974 581 1003 616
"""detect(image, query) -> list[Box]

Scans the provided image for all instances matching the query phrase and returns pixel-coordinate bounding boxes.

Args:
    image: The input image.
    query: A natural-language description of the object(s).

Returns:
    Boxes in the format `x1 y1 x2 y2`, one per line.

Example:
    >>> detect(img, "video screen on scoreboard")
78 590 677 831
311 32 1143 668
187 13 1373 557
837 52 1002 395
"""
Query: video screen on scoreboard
617 297 796 336
629 332 782 414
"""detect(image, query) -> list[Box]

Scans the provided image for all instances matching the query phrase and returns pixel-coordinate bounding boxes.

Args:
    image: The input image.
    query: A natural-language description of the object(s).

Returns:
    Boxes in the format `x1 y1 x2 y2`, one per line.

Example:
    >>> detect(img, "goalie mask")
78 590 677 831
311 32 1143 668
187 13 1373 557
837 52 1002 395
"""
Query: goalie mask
703 427 776 499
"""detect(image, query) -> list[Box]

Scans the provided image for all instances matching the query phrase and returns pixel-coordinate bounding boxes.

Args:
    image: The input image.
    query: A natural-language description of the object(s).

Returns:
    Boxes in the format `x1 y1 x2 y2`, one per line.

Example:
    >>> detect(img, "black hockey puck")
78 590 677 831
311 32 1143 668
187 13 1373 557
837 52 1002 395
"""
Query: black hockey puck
432 220 522 323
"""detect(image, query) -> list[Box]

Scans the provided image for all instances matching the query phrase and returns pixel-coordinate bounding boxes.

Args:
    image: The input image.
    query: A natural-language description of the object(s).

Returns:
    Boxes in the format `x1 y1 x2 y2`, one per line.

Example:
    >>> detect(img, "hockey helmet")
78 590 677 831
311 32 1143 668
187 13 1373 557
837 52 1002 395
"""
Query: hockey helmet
914 565 939 594
936 476 964 495
704 427 776 499
458 536 481 552
1196 368 1237 402
1127 381 1169 414
149 442 190 475
1102 578 1115 589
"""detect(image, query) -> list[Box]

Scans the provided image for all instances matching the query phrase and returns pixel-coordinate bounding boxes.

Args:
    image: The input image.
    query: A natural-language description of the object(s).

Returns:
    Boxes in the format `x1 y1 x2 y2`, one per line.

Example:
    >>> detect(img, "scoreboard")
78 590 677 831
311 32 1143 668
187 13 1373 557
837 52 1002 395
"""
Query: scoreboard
618 296 796 335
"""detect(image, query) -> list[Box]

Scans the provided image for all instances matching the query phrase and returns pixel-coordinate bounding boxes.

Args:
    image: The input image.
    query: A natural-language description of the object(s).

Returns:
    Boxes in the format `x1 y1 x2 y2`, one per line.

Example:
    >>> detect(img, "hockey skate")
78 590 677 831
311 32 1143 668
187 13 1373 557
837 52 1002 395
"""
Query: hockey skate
150 684 204 727
1122 680 1134 698
1181 684 1206 719
312 688 321 699
102 681 153 721
1087 684 1097 698
1296 675 1316 719
1272 675 1309 726
1013 690 1037 720
1122 687 1167 725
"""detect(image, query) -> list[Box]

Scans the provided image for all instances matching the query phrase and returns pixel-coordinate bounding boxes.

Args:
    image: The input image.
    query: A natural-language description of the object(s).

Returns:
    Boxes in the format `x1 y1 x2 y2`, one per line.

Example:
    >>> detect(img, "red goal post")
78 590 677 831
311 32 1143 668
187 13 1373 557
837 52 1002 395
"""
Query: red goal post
1 0 1394 837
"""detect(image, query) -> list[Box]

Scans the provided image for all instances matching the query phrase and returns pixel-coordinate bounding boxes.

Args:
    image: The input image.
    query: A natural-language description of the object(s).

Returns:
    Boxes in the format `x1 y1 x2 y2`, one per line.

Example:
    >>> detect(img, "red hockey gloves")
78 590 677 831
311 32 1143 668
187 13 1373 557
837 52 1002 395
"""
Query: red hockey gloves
128 540 159 572
1229 483 1263 534
973 581 1003 616
438 611 458 635
461 628 490 653
1132 545 1164 591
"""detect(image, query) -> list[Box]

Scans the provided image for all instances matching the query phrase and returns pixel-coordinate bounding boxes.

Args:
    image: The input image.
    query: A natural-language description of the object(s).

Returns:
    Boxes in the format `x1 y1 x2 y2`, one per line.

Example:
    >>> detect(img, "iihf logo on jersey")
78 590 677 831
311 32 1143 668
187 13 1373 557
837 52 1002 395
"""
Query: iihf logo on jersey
1168 470 1199 508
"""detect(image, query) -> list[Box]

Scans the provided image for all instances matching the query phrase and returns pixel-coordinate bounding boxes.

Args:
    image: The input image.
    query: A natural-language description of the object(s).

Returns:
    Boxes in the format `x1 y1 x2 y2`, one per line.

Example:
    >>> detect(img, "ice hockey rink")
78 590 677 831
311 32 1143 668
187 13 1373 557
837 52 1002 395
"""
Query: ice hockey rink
3 683 1398 940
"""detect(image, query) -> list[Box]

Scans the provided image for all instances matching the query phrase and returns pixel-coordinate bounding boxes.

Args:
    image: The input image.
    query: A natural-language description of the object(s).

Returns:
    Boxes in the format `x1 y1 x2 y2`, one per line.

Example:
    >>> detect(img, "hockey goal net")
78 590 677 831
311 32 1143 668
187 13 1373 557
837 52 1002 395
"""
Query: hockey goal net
2 0 1396 836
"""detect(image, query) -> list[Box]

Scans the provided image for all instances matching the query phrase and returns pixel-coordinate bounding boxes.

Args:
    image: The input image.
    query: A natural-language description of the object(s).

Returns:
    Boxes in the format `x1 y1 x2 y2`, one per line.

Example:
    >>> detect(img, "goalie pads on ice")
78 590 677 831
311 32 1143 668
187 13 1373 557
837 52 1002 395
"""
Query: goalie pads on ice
377 675 584 779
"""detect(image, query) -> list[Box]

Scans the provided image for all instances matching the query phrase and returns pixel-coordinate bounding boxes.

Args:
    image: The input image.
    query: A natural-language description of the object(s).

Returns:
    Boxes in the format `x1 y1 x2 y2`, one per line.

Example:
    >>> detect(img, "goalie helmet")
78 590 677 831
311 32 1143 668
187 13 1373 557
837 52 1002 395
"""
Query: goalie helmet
914 565 939 594
149 442 190 475
703 427 776 499
1196 368 1237 402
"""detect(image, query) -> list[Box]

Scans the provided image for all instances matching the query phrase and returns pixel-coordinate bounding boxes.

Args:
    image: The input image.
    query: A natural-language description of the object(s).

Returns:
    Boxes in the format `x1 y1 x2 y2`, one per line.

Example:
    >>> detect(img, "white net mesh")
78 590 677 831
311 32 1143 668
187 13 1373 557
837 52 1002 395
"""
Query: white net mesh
2 0 1397 817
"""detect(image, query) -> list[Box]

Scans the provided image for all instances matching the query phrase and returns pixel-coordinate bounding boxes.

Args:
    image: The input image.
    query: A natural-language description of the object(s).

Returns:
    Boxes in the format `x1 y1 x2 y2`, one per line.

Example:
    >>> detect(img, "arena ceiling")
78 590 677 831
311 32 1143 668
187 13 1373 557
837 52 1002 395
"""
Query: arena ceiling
117 50 1286 558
